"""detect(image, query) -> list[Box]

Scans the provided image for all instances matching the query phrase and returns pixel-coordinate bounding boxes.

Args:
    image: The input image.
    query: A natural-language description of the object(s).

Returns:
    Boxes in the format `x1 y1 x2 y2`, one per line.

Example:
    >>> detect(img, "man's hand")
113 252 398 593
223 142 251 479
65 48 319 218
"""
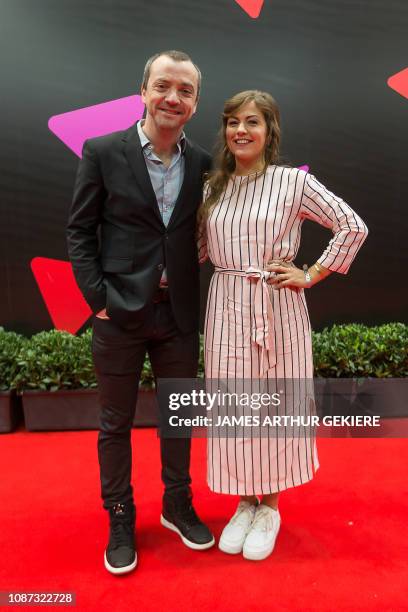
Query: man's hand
95 308 110 320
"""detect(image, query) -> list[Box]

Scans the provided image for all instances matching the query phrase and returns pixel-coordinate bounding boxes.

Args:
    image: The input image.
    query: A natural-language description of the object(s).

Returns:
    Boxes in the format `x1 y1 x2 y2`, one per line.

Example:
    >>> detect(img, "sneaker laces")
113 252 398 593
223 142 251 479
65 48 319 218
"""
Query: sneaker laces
251 506 276 532
230 502 256 527
176 501 201 526
110 504 134 549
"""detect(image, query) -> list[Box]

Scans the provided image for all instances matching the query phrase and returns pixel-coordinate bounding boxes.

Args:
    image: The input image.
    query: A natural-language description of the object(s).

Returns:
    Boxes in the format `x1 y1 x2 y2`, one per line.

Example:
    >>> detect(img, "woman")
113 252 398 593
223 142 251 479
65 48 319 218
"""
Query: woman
197 90 368 561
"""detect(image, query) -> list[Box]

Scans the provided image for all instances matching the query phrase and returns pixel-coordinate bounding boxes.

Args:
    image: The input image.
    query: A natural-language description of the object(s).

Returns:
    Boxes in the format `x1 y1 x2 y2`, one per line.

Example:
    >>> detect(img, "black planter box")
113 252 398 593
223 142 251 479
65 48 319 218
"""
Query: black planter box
22 388 159 432
314 377 408 418
0 391 22 433
20 378 408 432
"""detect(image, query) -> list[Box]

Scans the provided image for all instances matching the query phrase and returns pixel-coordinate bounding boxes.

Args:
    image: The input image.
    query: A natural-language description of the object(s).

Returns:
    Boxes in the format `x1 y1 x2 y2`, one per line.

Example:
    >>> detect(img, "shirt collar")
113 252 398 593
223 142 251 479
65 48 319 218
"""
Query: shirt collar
137 120 186 154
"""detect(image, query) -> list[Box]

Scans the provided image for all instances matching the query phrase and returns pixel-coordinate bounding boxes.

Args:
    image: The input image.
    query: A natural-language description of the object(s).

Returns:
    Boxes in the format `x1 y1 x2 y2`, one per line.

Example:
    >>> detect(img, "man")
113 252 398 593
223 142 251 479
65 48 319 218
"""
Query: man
67 50 214 575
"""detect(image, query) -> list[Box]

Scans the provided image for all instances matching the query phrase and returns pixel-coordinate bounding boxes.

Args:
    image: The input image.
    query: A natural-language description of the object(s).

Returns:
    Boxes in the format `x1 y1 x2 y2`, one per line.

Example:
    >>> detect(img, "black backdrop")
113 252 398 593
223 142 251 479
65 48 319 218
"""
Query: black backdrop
1 0 407 335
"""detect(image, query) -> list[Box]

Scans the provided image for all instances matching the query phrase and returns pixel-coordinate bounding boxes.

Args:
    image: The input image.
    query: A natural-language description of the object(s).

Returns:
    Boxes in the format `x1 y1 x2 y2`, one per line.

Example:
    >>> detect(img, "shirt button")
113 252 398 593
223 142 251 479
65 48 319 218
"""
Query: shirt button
157 264 164 271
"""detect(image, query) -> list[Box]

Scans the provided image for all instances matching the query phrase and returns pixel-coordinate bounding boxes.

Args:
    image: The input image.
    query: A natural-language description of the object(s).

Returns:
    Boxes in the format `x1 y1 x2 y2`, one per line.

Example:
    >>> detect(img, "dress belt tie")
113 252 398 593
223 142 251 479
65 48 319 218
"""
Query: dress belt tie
214 266 276 374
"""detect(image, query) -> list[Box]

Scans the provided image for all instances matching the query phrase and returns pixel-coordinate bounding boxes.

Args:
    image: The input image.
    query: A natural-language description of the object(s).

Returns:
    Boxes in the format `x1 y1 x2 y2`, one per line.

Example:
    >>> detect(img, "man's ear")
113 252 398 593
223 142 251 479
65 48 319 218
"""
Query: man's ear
141 86 146 104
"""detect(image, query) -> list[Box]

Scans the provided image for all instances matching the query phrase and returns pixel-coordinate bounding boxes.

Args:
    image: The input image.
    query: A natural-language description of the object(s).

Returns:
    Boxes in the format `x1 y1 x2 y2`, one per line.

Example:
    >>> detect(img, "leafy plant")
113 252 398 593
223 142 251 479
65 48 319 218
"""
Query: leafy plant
198 334 205 378
312 323 408 378
0 328 27 391
140 354 155 389
3 323 407 393
12 329 97 392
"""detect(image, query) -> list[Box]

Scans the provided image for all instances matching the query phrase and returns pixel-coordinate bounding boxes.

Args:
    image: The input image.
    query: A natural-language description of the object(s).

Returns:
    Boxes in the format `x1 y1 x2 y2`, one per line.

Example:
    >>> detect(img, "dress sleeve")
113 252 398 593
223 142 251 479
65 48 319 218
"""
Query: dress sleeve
300 172 368 274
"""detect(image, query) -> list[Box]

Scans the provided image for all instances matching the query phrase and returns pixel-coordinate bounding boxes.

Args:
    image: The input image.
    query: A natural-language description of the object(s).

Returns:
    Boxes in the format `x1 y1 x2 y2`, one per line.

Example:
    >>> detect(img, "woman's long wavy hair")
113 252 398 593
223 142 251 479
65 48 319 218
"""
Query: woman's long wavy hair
198 90 281 225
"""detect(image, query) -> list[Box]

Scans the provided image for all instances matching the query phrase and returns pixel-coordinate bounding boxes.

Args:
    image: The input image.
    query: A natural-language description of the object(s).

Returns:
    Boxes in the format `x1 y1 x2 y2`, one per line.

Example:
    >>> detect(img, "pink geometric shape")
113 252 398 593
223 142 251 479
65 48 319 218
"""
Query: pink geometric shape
234 0 265 18
31 257 92 334
298 165 309 172
387 67 408 100
48 95 145 157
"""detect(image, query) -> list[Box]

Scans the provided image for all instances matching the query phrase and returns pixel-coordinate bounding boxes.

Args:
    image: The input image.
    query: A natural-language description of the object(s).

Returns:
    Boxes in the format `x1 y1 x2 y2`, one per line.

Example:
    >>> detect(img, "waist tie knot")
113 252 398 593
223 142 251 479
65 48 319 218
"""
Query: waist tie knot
215 266 276 375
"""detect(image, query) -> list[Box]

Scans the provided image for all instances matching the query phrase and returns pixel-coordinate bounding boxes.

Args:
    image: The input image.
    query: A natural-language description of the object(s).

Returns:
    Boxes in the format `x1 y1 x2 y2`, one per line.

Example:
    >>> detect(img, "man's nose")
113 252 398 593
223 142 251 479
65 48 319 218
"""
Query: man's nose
165 89 180 105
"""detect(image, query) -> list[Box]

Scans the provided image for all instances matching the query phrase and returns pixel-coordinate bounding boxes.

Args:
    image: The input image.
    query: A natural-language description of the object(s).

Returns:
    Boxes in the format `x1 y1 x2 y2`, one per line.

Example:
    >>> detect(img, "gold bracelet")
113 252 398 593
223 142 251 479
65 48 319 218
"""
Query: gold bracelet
314 262 323 274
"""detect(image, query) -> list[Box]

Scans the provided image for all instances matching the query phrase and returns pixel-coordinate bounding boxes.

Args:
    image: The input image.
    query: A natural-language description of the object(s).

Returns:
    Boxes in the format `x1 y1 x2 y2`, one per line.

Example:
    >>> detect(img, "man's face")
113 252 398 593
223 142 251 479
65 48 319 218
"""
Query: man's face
141 56 199 132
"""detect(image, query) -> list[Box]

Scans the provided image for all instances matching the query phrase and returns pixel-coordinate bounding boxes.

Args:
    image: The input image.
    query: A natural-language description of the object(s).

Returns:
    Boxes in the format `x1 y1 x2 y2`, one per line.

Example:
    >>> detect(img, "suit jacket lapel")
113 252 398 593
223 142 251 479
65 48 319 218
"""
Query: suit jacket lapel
122 123 164 226
122 124 198 229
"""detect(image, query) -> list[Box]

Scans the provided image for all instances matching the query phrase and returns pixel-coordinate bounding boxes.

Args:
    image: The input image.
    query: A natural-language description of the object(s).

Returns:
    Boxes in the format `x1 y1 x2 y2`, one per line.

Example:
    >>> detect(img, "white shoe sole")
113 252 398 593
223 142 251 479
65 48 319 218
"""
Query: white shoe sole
218 538 244 555
160 515 215 550
104 550 137 575
243 531 279 561
242 545 275 561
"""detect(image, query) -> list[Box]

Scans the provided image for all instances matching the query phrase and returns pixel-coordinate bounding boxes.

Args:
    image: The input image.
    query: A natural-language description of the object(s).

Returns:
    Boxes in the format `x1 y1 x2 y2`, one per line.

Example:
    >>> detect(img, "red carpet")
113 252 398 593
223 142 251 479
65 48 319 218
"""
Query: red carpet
0 429 407 611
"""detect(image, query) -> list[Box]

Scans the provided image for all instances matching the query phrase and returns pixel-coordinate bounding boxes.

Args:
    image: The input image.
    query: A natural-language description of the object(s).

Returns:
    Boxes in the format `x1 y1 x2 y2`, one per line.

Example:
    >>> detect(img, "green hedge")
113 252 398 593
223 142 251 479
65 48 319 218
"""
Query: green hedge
0 328 28 391
312 323 408 378
11 329 97 392
0 323 406 392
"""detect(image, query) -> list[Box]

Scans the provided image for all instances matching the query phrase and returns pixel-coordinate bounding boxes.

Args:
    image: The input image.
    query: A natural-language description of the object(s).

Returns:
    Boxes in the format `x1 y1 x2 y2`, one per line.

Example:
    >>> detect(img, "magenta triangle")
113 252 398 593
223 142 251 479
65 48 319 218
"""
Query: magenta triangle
48 95 145 157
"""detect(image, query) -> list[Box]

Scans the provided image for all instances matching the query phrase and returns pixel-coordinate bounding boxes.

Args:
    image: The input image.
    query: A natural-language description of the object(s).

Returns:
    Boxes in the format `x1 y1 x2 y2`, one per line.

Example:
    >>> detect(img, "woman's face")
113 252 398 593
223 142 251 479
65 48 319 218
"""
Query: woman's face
225 100 268 169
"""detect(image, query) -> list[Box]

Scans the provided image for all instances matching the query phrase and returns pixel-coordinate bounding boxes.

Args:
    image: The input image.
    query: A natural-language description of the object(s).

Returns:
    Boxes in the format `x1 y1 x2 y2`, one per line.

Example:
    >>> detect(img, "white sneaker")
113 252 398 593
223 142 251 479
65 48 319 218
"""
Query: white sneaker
219 501 257 555
242 504 281 561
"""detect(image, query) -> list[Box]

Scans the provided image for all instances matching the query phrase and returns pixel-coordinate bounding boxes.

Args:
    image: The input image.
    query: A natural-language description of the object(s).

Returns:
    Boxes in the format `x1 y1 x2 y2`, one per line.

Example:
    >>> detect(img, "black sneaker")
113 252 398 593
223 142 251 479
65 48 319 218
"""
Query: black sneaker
161 494 215 550
104 502 137 575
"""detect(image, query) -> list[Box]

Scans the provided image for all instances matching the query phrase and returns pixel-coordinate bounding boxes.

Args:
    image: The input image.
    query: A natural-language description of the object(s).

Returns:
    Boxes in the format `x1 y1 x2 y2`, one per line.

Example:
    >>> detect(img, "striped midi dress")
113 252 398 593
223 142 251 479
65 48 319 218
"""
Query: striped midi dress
200 166 368 495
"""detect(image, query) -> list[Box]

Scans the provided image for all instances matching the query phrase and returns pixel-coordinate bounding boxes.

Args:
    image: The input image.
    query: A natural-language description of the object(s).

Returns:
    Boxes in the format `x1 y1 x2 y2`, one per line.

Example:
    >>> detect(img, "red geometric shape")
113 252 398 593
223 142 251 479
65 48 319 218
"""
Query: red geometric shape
234 0 264 18
387 67 408 100
31 257 92 334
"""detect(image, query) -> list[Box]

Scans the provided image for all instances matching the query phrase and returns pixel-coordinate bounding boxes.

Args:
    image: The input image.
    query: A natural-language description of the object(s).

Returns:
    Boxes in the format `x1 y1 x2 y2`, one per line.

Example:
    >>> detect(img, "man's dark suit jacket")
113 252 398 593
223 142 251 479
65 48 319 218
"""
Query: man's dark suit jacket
66 122 211 333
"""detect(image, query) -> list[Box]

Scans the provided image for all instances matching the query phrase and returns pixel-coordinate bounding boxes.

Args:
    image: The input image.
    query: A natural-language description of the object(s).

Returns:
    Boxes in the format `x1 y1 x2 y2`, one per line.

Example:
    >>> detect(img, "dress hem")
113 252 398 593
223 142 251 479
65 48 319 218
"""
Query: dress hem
207 462 320 496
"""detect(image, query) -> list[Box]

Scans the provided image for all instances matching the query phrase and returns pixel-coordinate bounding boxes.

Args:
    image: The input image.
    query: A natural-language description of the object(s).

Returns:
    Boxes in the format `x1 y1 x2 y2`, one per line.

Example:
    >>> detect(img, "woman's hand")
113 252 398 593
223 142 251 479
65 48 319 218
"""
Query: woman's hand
265 259 331 289
266 261 309 289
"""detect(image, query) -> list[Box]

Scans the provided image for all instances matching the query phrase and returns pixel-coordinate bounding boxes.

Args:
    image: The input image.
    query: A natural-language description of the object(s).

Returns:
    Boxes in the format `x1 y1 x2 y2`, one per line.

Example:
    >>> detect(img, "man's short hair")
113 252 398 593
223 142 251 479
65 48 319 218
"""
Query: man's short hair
142 50 202 99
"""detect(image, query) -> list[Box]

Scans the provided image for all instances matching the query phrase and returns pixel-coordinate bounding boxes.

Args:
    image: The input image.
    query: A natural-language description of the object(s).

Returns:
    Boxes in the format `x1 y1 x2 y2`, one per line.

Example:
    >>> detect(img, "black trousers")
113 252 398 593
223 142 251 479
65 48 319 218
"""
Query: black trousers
92 301 199 510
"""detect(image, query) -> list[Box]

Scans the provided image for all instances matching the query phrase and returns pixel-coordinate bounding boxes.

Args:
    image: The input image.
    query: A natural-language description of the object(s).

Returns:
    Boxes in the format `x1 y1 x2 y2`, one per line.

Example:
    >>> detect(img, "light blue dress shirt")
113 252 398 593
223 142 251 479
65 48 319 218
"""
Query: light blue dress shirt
137 120 186 285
